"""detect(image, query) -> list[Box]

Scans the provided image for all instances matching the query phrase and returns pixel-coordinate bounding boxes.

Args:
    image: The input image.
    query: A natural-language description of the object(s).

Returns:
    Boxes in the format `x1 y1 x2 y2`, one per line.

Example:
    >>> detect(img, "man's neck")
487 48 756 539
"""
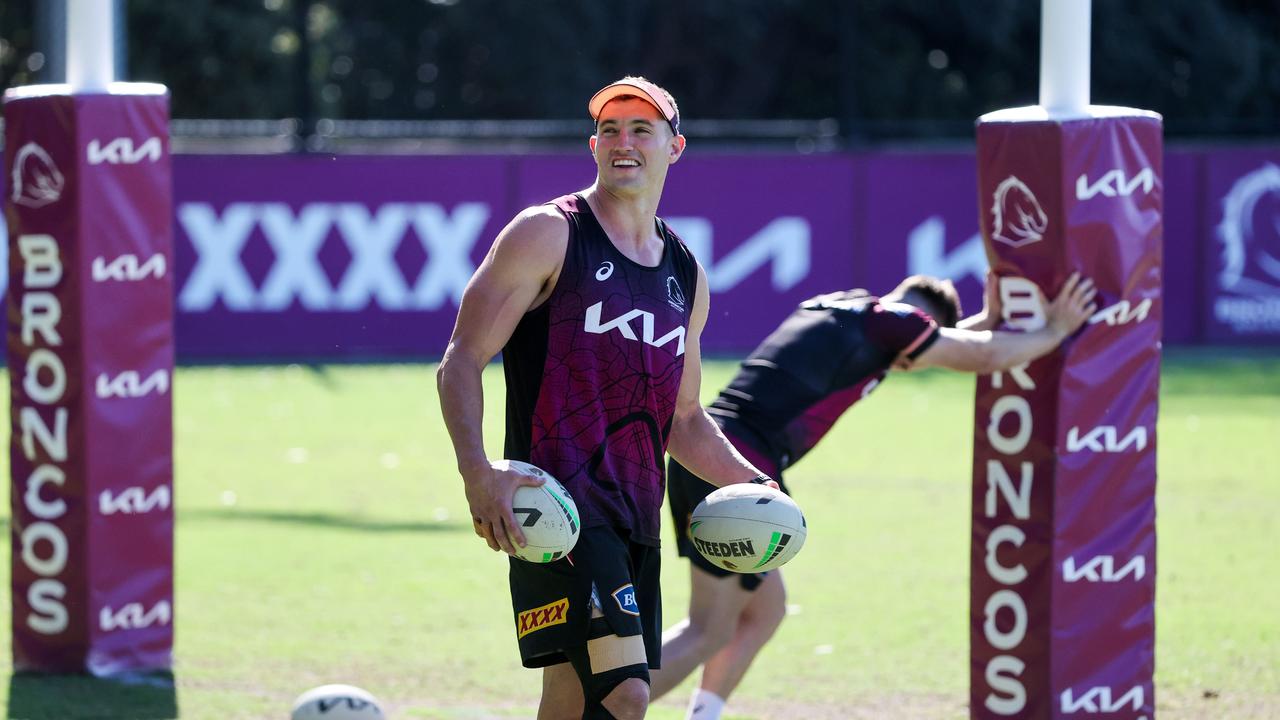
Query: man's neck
584 183 664 259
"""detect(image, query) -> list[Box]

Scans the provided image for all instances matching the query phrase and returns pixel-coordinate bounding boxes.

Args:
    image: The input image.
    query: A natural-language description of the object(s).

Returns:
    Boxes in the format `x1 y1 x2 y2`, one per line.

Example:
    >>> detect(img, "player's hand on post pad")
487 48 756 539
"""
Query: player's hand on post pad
982 270 1003 330
1046 271 1098 340
462 459 546 554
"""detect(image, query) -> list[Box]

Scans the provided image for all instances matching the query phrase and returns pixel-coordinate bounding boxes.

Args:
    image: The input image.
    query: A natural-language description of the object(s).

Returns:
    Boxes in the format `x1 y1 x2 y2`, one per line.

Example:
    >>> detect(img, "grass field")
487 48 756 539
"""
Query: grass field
0 351 1277 719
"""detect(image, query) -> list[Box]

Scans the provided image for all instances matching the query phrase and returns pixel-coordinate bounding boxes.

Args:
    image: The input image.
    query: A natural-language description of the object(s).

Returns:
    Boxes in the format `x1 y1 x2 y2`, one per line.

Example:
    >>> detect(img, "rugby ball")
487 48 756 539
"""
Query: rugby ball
290 684 384 720
497 459 581 563
690 483 806 573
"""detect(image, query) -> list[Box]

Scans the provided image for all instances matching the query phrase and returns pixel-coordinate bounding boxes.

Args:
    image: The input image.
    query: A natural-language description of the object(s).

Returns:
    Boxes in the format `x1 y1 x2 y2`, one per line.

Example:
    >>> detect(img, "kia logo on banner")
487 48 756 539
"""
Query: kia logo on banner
1089 298 1152 326
99 486 172 516
95 370 171 399
1062 554 1146 583
11 142 65 208
1066 425 1149 454
1059 685 1144 714
1215 163 1280 334
177 202 487 311
1075 168 1155 200
908 217 988 286
87 137 163 165
667 216 810 292
991 176 1048 248
100 600 172 631
92 254 167 282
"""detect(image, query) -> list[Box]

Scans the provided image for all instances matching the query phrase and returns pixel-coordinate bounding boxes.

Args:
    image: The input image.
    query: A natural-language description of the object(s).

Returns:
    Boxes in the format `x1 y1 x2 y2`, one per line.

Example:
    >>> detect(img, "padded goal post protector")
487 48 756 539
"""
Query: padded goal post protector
4 84 174 673
971 108 1161 719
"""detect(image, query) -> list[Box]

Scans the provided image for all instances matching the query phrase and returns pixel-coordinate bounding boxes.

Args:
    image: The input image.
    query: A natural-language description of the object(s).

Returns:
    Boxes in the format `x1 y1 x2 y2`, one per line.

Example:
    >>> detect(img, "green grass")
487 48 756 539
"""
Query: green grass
0 351 1277 719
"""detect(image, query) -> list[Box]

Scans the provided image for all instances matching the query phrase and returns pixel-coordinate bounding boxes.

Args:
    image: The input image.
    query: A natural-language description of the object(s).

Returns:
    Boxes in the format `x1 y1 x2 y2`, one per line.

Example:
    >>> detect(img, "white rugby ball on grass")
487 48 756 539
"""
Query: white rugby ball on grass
496 459 581 563
690 483 806 573
291 684 384 720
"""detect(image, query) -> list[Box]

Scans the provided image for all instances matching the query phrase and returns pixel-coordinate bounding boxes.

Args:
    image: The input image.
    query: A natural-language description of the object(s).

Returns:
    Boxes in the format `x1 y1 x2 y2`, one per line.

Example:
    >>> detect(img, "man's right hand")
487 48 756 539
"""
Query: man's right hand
461 460 546 555
1045 272 1098 340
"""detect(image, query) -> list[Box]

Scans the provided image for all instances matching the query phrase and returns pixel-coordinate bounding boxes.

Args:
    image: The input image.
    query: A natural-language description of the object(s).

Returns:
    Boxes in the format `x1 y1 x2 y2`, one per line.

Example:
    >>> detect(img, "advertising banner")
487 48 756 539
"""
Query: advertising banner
6 89 90 674
857 152 987 315
512 153 858 354
1162 152 1199 344
172 154 515 359
971 117 1064 719
0 148 1263 360
971 109 1161 719
1052 115 1161 720
1202 150 1280 342
5 84 174 673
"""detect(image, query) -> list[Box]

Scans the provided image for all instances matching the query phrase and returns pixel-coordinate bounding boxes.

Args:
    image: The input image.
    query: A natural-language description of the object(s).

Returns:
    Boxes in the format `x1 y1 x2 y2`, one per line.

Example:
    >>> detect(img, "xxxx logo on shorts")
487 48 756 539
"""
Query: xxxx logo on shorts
517 597 569 639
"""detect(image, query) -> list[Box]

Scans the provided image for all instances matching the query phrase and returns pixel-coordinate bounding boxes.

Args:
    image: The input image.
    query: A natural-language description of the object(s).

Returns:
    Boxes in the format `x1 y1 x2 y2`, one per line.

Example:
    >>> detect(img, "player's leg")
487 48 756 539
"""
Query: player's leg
563 629 651 720
538 662 585 720
649 564 756 698
509 545 595 720
654 455 763 699
696 568 787 700
589 632 650 719
555 527 661 719
600 677 649 720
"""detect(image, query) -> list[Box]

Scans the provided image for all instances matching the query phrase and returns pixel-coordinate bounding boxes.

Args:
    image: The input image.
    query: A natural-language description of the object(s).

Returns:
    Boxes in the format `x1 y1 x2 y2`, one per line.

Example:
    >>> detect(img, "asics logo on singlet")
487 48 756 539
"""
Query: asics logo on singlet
584 302 686 356
595 262 614 281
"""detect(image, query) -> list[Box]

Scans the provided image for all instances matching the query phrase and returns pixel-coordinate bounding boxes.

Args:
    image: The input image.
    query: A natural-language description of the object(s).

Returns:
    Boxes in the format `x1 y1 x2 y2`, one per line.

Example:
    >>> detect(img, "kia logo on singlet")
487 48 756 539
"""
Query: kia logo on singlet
583 301 686 356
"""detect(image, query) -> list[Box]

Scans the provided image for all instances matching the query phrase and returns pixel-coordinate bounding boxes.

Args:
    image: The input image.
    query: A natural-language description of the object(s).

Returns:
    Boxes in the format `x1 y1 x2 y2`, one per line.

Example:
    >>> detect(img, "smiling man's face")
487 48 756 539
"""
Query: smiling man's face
590 96 684 195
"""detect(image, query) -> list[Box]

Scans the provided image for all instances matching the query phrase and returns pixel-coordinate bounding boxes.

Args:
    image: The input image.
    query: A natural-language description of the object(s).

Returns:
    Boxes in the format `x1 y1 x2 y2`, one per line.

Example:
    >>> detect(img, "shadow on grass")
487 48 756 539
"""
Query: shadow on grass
179 507 468 533
8 671 177 719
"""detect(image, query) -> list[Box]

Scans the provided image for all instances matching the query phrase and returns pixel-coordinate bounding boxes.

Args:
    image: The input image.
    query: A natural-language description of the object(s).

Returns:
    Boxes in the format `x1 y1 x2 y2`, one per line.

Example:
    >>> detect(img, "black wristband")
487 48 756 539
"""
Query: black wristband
750 474 772 485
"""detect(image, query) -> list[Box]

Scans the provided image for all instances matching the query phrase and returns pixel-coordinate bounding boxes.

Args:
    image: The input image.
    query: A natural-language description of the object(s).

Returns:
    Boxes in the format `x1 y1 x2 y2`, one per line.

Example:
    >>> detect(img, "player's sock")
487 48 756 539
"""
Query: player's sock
686 688 725 720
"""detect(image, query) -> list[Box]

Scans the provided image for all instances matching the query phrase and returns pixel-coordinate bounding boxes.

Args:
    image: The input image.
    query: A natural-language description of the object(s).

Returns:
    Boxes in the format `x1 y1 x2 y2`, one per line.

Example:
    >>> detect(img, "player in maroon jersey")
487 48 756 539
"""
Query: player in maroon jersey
438 77 777 720
652 272 1098 720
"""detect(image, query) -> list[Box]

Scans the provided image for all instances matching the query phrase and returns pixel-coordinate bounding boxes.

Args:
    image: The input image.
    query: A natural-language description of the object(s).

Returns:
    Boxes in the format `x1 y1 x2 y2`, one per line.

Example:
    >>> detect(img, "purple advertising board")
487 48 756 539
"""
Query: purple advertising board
172 154 516 359
971 109 1161 720
1201 149 1280 343
5 84 175 674
1162 151 1200 344
856 151 987 318
0 148 1269 360
511 153 858 354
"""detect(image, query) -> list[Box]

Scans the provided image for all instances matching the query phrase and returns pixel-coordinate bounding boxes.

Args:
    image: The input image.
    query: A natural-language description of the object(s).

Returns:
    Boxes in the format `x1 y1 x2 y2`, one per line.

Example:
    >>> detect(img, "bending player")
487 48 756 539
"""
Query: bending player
650 271 1098 720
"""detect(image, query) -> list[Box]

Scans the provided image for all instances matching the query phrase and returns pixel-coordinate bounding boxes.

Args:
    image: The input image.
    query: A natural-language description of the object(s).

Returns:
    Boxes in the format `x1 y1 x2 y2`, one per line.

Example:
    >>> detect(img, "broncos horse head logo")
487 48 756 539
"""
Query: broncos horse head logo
1218 163 1280 297
991 176 1048 248
10 143 66 209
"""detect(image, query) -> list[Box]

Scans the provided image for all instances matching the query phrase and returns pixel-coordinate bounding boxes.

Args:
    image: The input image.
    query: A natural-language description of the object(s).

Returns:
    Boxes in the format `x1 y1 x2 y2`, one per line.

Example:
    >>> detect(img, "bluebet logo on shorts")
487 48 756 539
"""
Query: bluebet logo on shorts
612 584 639 616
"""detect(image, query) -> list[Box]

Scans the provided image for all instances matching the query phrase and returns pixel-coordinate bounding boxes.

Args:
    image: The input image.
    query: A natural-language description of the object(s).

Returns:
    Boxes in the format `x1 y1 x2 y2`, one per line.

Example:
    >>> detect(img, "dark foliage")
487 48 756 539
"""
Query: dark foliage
2 0 1277 138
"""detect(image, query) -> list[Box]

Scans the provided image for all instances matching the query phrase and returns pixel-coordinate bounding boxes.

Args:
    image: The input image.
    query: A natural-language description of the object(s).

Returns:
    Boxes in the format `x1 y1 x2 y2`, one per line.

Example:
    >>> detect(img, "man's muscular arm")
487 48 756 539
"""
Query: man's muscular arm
437 206 567 554
909 272 1097 374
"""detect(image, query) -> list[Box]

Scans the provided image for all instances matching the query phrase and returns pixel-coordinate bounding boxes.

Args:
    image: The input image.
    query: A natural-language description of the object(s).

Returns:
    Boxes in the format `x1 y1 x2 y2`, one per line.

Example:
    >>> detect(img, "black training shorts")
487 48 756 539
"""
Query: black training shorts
509 525 661 670
666 447 788 593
